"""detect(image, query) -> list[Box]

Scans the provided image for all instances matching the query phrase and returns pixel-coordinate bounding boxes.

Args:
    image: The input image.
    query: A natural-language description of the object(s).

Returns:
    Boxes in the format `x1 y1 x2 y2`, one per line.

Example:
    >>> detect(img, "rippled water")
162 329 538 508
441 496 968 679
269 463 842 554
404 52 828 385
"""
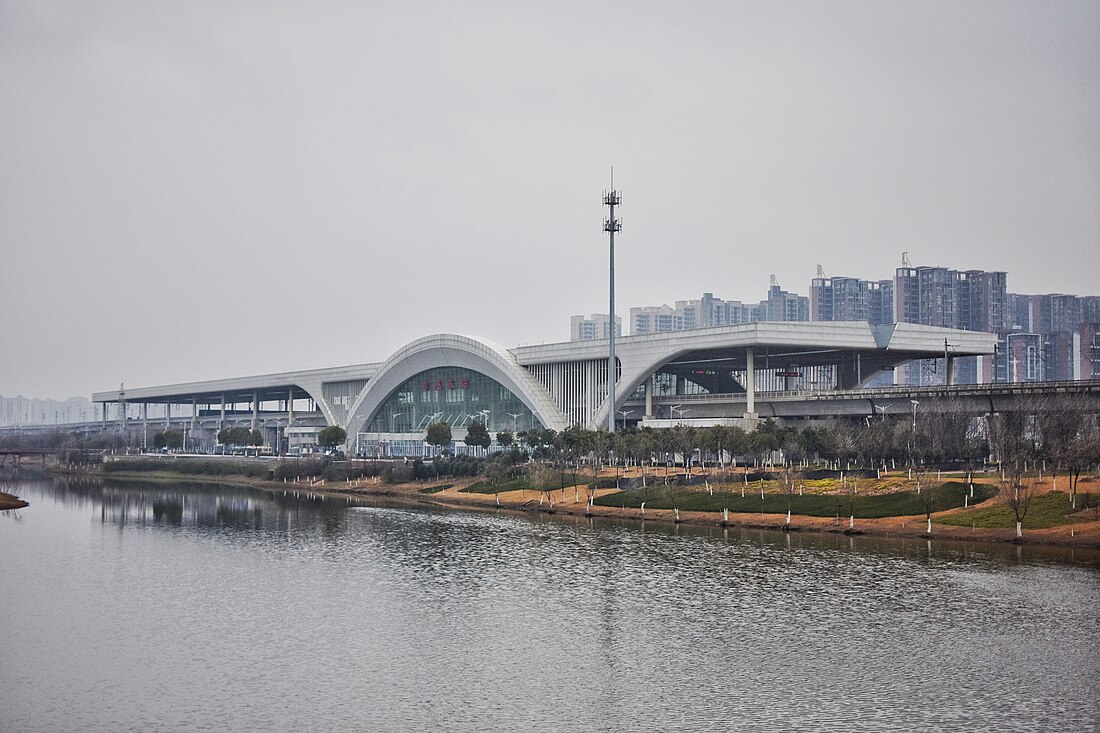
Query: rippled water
1 474 1098 732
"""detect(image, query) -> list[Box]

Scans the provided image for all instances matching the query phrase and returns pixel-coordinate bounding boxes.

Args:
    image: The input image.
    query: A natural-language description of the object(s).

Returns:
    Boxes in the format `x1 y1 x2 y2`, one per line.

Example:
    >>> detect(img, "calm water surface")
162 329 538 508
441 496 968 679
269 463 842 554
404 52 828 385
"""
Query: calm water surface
1 473 1098 732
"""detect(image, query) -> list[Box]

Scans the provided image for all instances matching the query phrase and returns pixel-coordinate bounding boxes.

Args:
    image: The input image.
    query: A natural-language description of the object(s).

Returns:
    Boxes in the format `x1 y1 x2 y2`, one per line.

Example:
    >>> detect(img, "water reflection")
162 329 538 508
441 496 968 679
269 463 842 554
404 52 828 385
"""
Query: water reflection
2 474 1099 732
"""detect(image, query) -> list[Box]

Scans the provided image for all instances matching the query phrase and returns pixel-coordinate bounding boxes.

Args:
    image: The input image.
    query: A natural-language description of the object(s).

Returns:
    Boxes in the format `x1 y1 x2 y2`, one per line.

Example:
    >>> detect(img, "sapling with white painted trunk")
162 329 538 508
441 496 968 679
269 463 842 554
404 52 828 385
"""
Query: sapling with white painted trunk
1000 462 1039 539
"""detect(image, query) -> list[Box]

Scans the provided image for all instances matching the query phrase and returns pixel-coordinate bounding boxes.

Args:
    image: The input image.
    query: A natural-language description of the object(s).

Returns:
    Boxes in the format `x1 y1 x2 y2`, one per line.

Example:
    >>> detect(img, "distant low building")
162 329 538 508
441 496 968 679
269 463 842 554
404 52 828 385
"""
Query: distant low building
630 281 807 336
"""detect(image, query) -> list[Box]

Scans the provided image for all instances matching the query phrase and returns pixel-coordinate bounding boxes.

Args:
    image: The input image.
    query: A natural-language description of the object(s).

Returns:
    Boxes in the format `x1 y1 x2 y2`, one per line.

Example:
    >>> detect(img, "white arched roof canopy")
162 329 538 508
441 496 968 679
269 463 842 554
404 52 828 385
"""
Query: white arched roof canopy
343 334 567 438
588 348 693 429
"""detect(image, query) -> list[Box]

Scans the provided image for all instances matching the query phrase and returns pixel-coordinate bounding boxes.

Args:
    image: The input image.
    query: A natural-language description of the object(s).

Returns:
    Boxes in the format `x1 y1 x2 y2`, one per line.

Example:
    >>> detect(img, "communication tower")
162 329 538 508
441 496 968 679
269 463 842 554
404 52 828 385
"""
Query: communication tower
603 170 621 433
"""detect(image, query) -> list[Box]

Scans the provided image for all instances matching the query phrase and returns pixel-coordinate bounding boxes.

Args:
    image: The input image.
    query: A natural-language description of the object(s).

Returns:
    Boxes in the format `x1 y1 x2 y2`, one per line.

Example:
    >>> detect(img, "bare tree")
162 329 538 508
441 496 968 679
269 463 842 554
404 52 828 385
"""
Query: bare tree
1036 396 1100 510
917 467 937 535
841 475 858 530
832 421 858 470
527 462 556 508
782 465 802 528
671 424 697 479
986 409 1035 477
1065 413 1100 510
999 461 1040 540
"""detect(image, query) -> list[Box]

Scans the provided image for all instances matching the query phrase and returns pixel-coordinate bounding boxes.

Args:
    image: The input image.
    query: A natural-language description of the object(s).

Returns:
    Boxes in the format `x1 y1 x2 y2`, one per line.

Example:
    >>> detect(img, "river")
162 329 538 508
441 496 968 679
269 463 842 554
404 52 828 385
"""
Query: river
1 474 1098 732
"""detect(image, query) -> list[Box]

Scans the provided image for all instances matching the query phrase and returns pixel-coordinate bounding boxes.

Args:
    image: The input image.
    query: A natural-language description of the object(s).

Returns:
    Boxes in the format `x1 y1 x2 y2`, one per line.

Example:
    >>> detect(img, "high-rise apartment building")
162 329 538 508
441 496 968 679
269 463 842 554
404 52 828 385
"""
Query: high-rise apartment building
1001 293 1100 381
1080 323 1100 380
893 266 1007 384
757 283 810 322
569 314 622 342
630 304 683 335
894 266 962 329
957 270 1007 333
810 276 894 325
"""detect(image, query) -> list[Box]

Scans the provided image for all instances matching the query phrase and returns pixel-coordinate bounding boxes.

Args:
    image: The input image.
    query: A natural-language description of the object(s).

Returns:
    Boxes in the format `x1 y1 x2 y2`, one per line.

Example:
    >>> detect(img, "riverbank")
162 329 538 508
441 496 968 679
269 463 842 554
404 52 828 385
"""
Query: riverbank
76 465 1100 549
407 477 1100 549
0 491 29 510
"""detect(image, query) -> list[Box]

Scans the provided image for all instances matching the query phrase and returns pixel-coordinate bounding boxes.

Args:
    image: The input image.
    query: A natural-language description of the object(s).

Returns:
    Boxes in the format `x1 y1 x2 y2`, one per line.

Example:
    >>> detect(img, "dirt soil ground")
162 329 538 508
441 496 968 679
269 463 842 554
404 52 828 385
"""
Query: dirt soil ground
0 491 30 511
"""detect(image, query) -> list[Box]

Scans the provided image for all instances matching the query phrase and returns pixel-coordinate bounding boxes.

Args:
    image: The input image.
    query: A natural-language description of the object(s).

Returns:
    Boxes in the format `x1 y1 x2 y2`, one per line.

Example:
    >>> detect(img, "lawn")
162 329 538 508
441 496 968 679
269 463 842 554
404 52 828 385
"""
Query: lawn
417 483 454 494
937 491 1099 529
460 470 588 495
592 481 997 518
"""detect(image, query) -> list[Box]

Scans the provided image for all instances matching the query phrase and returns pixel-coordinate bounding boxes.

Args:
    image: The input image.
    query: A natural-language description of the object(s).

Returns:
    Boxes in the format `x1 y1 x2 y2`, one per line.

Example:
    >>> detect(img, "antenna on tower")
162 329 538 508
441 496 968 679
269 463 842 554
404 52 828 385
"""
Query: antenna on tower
816 264 825 278
901 251 912 267
770 274 779 288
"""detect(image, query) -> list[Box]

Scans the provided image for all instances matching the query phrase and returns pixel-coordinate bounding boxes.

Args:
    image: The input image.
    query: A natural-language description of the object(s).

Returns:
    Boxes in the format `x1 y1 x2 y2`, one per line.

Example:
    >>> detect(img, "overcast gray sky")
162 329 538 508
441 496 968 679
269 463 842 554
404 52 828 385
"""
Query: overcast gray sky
2 1 1098 400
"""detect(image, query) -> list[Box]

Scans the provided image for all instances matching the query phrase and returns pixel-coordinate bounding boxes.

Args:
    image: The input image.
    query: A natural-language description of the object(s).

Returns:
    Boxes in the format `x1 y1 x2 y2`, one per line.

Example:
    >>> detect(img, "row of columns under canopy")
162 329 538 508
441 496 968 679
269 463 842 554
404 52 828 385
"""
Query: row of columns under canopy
630 346 961 420
109 388 306 431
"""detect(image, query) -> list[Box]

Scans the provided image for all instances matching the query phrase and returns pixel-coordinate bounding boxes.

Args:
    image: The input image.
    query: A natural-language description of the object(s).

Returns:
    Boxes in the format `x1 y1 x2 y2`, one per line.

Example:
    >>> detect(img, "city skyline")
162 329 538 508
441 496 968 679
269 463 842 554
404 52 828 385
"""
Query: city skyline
4 252 1097 403
2 2 1097 400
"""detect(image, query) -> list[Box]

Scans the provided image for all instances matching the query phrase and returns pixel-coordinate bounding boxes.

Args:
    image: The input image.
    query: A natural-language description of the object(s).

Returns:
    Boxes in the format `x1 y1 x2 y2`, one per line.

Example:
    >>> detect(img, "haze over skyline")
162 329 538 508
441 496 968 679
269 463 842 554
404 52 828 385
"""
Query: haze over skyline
2 1 1098 401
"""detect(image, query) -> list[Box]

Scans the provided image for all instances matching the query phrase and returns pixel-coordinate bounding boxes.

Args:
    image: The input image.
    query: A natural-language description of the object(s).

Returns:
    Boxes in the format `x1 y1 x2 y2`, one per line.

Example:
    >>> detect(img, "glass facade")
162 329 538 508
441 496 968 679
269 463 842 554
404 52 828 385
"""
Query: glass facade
364 367 542 435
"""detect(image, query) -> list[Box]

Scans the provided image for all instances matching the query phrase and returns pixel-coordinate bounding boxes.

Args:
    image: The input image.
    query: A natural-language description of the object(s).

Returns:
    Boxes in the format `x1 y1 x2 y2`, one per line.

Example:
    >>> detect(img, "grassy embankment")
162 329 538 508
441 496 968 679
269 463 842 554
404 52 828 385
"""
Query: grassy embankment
937 490 1100 529
460 472 618 495
417 483 454 494
593 480 996 517
65 458 1100 536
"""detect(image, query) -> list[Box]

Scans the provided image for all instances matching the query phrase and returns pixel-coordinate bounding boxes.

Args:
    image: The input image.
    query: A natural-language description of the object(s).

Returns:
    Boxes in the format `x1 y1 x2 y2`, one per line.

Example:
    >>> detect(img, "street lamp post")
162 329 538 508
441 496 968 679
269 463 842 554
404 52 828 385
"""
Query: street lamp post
617 409 634 431
911 400 920 431
389 412 404 458
477 409 491 455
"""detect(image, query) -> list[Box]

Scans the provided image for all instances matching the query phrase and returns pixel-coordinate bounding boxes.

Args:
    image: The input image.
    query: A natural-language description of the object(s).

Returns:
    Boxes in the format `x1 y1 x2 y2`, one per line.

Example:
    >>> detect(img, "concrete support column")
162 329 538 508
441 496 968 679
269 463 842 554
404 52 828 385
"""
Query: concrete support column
251 391 259 430
745 347 756 418
288 388 295 427
165 402 171 429
220 394 226 429
191 399 197 431
142 403 148 449
946 356 955 386
644 374 654 419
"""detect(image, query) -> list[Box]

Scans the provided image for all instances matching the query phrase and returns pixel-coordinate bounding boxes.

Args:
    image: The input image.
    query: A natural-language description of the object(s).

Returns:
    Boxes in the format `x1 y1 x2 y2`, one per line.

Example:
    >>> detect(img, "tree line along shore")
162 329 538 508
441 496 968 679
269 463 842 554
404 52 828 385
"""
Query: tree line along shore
36 447 1100 549
6 395 1099 547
